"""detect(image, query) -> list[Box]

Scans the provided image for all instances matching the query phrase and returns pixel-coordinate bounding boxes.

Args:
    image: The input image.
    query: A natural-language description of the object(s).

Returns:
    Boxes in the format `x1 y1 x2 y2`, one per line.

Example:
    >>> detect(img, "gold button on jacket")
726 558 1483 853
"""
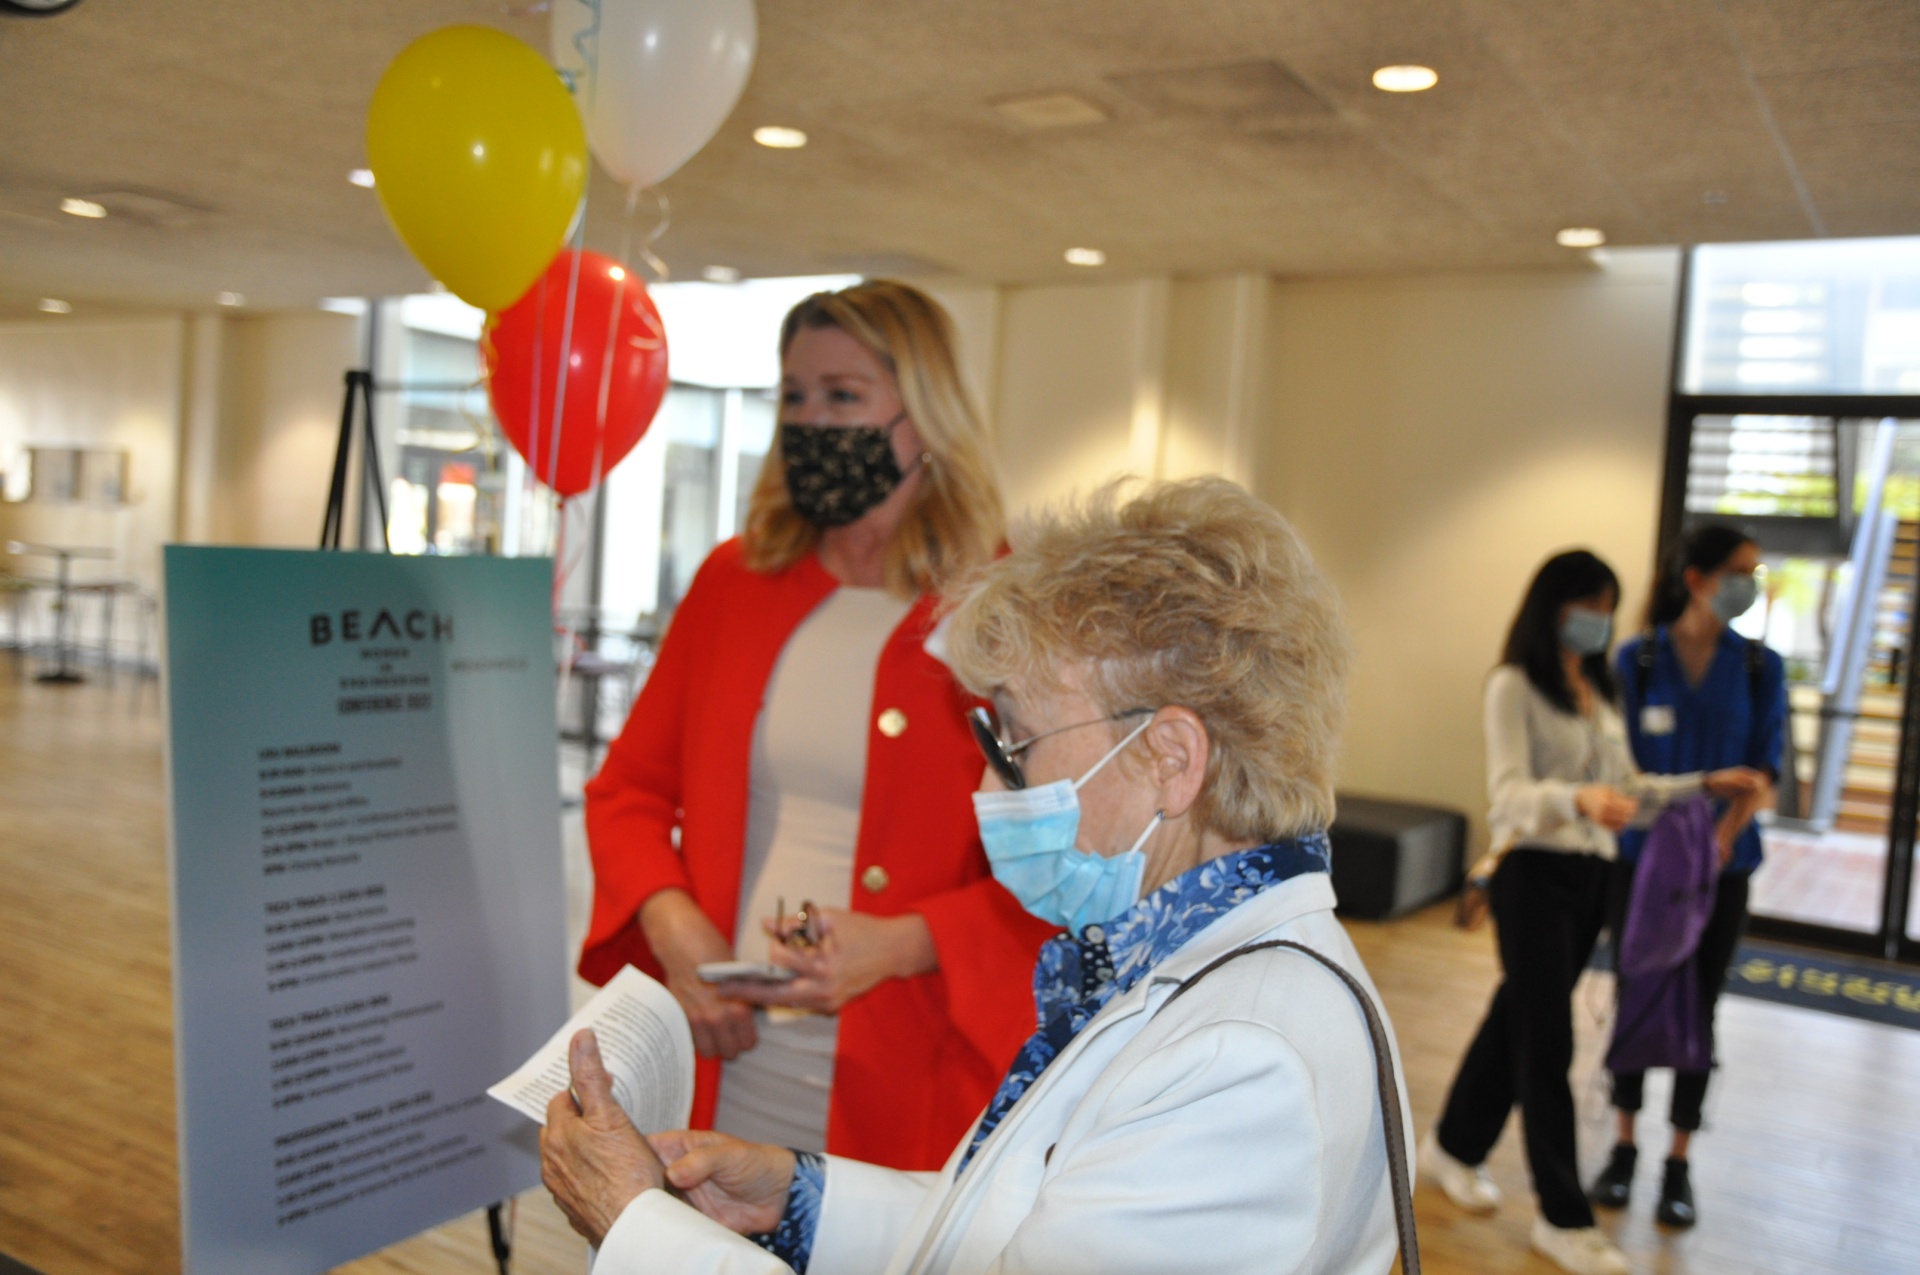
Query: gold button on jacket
861 865 891 893
877 708 908 738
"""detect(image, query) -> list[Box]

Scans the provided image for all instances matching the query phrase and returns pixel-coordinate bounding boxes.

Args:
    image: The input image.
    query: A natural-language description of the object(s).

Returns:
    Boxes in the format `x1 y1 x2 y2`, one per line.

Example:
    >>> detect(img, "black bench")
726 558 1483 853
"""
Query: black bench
1329 794 1467 920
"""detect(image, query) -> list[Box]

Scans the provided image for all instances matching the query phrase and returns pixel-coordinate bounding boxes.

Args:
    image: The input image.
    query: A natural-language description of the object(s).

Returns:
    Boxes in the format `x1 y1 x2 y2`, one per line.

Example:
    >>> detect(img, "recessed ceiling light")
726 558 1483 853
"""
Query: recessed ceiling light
218 291 245 307
753 126 808 149
37 298 72 314
1064 247 1106 267
702 265 742 283
1372 65 1438 93
1556 227 1606 248
60 197 107 219
349 168 376 188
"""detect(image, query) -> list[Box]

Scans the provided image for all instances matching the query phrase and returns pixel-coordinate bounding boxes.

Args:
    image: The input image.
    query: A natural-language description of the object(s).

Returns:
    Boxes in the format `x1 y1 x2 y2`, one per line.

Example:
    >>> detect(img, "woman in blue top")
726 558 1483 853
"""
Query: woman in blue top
1588 524 1786 1229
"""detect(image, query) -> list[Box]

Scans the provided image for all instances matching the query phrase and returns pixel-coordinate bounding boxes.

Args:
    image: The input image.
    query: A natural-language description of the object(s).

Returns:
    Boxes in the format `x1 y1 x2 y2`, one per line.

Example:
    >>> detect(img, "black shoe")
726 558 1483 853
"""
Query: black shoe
1656 1157 1696 1228
1588 1143 1637 1208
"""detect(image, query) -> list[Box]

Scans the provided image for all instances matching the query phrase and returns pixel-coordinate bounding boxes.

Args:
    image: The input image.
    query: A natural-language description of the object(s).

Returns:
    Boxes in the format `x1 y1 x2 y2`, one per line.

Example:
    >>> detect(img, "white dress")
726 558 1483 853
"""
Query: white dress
714 586 911 1151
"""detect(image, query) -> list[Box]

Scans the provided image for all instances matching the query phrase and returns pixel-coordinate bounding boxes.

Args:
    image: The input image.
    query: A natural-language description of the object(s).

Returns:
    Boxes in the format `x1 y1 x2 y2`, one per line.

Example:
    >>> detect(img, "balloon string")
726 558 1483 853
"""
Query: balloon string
553 501 575 720
521 257 552 557
638 187 671 284
570 0 602 108
583 187 642 507
543 200 590 558
550 493 595 646
552 498 569 612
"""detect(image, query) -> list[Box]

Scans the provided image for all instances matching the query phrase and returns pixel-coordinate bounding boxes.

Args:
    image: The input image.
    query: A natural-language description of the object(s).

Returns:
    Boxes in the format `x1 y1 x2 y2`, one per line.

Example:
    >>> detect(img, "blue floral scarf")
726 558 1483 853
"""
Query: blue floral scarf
958 834 1331 1174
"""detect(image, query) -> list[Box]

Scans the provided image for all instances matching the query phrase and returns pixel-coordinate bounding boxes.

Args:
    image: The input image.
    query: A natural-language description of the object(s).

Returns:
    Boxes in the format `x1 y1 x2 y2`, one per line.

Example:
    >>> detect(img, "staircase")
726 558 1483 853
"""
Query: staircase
1828 520 1919 834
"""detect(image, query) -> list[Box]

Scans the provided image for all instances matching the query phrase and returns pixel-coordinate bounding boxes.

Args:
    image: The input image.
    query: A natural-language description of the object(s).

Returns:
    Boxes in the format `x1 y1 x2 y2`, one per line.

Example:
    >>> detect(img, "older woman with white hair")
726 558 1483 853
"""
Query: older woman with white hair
540 478 1418 1275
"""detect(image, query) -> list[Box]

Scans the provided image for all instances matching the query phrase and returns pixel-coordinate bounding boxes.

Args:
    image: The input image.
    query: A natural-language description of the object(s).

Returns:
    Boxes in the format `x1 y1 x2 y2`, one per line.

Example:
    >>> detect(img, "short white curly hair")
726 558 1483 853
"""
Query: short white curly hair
944 477 1350 840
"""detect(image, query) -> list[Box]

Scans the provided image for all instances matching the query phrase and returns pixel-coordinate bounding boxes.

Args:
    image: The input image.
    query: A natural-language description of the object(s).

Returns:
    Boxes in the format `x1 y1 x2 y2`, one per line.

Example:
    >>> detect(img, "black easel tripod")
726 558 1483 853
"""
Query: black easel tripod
319 369 392 552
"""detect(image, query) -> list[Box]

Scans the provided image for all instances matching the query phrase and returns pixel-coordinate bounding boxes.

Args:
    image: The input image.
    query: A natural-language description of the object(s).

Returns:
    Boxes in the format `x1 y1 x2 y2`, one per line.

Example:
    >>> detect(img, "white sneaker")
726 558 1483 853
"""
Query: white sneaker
1529 1218 1630 1275
1417 1129 1501 1214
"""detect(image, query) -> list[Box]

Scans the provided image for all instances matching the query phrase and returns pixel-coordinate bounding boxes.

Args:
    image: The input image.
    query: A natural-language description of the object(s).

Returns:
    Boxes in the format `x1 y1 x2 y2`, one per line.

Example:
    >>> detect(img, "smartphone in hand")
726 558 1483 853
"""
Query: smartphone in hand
696 961 797 984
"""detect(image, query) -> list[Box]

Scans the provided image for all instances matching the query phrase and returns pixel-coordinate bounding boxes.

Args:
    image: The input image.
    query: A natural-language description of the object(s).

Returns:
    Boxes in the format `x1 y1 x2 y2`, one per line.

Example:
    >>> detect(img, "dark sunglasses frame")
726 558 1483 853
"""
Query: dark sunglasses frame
966 705 1156 790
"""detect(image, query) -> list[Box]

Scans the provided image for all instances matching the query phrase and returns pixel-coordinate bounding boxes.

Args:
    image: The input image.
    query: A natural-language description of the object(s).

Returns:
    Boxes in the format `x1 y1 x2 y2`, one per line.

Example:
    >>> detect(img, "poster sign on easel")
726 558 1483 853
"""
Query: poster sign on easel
163 546 568 1275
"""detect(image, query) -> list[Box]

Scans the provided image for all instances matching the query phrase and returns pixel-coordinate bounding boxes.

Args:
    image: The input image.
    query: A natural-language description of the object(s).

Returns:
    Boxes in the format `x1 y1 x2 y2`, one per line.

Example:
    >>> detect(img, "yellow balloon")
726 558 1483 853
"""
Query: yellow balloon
367 25 587 313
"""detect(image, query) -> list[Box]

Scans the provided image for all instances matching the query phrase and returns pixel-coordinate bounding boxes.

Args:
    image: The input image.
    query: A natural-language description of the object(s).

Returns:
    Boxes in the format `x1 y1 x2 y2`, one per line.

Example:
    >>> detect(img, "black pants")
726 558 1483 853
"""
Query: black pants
1436 849 1610 1230
1606 860 1752 1132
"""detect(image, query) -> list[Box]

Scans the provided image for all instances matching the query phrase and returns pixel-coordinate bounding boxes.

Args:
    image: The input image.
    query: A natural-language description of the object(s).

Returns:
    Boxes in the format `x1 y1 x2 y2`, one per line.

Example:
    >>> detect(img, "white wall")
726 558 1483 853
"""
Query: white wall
945 254 1681 845
0 316 185 596
0 309 361 599
910 279 1002 436
1259 250 1682 843
1163 274 1269 487
993 278 1170 518
0 265 1681 842
209 312 361 547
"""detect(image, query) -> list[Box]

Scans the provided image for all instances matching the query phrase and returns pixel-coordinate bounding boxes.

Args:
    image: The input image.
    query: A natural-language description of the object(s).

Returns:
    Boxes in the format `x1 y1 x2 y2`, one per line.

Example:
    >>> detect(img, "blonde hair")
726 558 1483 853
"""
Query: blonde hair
944 477 1350 840
743 279 1004 596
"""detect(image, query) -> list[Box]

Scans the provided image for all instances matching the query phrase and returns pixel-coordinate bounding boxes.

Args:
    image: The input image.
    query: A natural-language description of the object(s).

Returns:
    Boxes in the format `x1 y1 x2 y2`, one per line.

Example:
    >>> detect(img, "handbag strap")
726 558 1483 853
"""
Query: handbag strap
1163 940 1420 1274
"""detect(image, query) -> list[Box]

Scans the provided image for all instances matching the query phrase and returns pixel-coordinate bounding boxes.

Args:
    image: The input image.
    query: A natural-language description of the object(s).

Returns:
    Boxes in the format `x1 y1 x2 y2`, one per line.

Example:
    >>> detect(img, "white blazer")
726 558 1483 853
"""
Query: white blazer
596 873 1411 1275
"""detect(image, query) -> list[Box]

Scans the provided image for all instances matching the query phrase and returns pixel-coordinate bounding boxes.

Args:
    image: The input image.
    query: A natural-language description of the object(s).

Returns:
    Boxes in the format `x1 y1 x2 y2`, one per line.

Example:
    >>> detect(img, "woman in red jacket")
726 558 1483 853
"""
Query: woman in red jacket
580 279 1055 1170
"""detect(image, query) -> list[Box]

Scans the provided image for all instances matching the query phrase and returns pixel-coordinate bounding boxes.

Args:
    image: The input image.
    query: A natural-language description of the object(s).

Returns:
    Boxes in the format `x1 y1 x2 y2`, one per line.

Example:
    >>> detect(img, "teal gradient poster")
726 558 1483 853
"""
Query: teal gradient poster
163 547 568 1275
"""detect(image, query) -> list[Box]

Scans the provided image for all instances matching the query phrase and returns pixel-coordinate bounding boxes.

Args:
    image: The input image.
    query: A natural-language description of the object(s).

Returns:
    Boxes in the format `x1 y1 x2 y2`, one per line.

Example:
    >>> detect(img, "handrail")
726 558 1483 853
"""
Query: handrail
1809 419 1900 826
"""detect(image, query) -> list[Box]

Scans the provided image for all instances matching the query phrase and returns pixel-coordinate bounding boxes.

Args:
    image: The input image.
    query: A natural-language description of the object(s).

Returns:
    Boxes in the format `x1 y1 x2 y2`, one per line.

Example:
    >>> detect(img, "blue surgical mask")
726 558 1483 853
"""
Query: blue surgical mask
1711 573 1759 623
1559 608 1613 657
972 717 1164 935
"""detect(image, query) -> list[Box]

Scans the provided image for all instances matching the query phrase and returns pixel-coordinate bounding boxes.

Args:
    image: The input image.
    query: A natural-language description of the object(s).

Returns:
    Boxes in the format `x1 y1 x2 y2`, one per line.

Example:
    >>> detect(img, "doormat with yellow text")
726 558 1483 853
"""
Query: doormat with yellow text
1725 940 1920 1031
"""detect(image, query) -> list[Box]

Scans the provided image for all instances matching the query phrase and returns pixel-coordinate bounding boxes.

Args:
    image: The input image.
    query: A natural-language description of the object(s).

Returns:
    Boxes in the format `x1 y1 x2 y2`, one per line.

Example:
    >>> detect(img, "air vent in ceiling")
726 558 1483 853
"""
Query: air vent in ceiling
992 91 1110 130
88 187 213 228
1108 60 1335 131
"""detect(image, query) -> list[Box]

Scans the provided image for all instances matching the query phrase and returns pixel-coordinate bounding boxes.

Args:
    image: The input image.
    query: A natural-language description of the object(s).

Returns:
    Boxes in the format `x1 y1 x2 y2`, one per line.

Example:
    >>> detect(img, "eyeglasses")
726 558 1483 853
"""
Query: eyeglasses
967 705 1156 790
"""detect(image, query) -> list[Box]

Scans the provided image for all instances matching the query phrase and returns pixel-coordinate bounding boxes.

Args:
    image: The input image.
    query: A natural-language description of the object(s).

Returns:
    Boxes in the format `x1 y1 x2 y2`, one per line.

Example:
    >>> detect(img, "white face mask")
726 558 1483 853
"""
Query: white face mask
971 717 1163 934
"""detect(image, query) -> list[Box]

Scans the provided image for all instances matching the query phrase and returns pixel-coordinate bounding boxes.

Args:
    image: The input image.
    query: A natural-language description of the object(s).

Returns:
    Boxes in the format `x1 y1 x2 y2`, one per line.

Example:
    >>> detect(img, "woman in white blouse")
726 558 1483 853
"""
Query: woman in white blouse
1417 550 1761 1275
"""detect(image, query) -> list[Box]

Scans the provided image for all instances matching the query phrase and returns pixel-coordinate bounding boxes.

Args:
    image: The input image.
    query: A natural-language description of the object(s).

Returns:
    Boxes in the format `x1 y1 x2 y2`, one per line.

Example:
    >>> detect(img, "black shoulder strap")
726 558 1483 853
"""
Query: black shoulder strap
1164 940 1419 1275
1745 636 1766 702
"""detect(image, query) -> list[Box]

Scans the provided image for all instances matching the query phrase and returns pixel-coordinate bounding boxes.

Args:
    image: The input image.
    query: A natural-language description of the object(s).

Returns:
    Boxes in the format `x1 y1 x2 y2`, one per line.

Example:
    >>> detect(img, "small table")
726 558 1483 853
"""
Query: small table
5 541 114 684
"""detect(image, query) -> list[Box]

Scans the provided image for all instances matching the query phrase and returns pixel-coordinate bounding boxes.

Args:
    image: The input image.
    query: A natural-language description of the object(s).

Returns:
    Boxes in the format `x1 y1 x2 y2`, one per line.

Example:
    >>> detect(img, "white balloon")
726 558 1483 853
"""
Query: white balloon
552 0 758 190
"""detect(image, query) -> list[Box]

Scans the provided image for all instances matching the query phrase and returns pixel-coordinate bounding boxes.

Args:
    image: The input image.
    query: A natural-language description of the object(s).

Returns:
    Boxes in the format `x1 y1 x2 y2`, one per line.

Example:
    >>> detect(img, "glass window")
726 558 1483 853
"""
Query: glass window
1683 236 1920 394
380 295 507 556
657 386 723 609
1683 414 1838 518
593 276 853 616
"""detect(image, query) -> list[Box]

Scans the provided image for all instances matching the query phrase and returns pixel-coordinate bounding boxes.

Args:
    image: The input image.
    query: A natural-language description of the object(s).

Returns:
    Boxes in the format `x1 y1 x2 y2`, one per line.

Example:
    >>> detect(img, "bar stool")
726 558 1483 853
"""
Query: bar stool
0 573 37 655
70 579 135 675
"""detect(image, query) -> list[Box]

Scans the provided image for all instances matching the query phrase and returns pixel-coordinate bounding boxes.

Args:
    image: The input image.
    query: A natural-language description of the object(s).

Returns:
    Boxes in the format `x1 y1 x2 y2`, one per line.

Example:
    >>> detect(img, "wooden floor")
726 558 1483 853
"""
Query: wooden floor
5 669 1920 1274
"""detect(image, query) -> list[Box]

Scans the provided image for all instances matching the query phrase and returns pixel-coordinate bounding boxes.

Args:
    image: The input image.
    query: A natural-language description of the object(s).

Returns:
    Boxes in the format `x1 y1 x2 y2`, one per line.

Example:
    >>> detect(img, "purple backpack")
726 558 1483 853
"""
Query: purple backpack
1607 795 1719 1074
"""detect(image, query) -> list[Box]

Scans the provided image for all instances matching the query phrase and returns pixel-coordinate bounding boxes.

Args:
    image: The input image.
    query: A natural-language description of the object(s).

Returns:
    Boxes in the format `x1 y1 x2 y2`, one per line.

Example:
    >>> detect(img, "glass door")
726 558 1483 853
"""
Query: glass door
1680 414 1920 948
1663 237 1920 962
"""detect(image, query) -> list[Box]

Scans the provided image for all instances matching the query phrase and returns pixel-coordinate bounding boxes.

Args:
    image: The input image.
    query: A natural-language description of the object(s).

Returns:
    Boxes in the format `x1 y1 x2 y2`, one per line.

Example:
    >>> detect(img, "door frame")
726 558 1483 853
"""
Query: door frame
1657 242 1920 960
1658 394 1920 962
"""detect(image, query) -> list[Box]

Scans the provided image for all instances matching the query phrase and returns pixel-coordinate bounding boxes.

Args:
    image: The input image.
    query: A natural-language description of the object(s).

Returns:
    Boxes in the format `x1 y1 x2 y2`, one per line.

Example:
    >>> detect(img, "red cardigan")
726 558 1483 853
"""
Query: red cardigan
580 539 1055 1169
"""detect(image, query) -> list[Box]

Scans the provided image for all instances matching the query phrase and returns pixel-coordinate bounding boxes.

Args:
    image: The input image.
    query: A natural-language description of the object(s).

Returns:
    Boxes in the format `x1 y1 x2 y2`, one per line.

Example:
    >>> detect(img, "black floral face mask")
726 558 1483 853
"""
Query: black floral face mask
781 412 910 527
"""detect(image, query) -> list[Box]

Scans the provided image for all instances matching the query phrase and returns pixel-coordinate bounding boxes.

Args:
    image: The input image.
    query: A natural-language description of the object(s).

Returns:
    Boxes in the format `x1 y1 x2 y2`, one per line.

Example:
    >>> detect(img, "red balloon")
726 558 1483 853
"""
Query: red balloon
485 249 669 497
